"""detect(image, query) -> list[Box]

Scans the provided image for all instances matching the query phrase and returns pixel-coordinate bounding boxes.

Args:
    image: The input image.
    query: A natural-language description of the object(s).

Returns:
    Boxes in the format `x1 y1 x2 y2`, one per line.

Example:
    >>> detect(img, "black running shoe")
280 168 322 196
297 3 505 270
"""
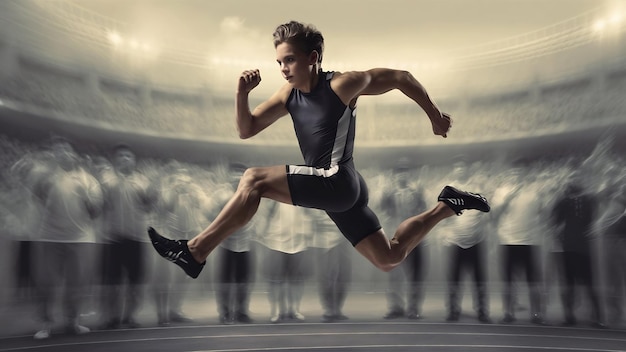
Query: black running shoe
148 227 205 279
438 185 490 215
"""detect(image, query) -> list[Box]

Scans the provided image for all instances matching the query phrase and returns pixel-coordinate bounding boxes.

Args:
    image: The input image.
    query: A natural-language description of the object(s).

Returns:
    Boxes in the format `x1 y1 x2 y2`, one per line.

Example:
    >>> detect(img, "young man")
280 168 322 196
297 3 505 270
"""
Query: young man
149 21 490 279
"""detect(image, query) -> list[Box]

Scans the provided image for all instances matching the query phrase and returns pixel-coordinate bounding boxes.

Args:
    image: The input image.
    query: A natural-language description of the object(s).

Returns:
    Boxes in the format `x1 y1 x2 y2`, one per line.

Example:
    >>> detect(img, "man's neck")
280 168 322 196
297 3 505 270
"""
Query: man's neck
299 68 320 93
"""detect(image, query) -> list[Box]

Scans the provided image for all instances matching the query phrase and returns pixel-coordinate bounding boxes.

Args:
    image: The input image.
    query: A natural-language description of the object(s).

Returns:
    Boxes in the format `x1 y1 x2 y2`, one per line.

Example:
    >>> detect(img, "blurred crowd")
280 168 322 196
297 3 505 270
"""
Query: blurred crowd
0 134 624 340
0 59 625 143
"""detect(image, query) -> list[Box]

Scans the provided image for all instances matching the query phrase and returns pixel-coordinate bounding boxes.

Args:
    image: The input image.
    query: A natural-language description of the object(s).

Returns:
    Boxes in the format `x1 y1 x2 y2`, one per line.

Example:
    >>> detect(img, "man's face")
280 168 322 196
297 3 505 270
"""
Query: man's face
114 149 136 174
452 162 468 181
275 42 316 89
52 142 77 171
395 170 409 188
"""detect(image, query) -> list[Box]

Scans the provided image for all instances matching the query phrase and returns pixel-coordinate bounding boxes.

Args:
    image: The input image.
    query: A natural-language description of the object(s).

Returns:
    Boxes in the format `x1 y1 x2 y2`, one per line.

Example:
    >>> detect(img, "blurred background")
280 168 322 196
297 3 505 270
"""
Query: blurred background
0 0 625 339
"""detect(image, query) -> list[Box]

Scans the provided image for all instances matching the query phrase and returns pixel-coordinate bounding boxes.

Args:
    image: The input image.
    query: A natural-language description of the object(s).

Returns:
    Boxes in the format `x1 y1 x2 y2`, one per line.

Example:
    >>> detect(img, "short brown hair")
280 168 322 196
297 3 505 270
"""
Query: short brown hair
273 21 324 63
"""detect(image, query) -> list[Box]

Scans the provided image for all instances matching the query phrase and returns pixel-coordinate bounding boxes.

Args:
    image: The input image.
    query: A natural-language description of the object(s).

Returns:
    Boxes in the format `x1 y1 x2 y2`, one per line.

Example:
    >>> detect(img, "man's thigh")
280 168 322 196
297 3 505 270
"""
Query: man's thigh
246 165 291 204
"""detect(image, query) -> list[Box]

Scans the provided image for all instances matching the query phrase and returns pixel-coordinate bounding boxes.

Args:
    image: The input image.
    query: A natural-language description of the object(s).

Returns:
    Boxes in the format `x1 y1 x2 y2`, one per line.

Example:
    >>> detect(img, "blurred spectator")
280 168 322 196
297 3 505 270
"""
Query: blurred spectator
7 149 48 303
441 161 492 324
309 210 352 323
550 172 605 328
259 202 312 323
491 165 547 325
215 164 257 325
28 137 103 339
380 162 428 320
216 222 256 324
155 166 213 326
595 161 626 328
98 144 158 329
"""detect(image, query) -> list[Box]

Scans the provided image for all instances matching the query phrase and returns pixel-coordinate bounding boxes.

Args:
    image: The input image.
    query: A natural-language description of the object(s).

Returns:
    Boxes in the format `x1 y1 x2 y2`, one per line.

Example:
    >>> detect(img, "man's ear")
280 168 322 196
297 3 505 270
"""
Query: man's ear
309 50 320 65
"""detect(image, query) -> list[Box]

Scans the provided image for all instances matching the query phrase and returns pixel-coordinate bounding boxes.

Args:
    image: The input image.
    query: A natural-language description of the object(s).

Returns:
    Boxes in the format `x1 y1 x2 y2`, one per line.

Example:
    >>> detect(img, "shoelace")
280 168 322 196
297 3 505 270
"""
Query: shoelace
466 191 487 202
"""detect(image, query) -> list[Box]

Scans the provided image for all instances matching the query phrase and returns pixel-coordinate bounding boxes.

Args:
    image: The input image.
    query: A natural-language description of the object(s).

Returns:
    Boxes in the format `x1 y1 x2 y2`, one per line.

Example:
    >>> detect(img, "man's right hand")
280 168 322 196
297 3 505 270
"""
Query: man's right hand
238 69 261 93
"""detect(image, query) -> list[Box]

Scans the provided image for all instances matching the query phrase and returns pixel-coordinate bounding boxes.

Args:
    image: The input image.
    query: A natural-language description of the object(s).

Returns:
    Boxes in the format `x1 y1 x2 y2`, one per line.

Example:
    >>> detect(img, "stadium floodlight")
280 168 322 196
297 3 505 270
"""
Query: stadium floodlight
608 13 623 26
593 19 608 33
592 11 625 35
210 56 222 65
107 30 123 47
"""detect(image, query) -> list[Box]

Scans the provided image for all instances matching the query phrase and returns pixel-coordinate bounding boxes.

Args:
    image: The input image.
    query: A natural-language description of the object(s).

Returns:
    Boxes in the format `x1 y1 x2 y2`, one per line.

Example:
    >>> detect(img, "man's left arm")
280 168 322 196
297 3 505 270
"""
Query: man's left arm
334 69 450 137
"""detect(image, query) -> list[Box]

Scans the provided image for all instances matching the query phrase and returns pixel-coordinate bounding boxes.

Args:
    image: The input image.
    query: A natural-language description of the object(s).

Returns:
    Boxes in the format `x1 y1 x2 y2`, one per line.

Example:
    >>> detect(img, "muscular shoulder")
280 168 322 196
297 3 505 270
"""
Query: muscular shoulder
276 82 293 102
330 71 371 105
331 71 370 90
252 82 291 119
264 82 293 108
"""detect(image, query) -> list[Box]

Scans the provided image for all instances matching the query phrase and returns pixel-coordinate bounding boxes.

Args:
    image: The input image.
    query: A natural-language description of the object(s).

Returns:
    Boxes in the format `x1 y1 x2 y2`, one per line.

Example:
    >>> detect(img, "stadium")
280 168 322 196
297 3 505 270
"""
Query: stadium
0 1 625 351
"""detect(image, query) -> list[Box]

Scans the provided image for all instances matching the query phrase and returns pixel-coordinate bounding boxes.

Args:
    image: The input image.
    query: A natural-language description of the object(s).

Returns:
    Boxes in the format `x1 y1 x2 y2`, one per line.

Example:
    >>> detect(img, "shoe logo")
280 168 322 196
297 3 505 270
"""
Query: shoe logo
444 198 465 206
165 250 183 263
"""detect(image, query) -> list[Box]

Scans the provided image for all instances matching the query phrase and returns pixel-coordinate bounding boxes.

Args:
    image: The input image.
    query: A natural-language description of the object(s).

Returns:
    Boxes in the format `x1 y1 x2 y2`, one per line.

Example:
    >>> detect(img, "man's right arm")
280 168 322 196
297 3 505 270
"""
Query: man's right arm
236 69 290 139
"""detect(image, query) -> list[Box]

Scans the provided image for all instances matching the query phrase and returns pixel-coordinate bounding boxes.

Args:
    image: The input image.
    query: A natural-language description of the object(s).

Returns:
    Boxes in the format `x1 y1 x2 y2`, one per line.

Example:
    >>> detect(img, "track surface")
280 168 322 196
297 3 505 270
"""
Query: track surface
1 321 625 352
2 288 625 352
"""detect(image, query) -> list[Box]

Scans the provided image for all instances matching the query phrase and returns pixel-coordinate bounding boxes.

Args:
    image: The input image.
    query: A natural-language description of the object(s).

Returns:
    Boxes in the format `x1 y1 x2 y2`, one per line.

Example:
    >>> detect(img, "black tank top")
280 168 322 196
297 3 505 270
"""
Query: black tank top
286 71 356 169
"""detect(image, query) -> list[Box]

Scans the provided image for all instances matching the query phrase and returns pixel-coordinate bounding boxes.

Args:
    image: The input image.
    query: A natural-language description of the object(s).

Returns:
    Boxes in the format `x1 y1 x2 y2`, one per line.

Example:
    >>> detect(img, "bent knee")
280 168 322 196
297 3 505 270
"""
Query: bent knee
238 166 284 198
374 262 400 273
372 253 404 273
356 232 405 273
382 261 403 272
238 167 264 191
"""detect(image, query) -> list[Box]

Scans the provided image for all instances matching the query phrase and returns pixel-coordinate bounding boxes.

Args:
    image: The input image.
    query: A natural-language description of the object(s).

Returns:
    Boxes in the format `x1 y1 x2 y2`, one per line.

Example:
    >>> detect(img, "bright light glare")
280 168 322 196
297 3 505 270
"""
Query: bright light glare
107 30 123 46
593 20 607 32
592 12 626 35
608 13 623 25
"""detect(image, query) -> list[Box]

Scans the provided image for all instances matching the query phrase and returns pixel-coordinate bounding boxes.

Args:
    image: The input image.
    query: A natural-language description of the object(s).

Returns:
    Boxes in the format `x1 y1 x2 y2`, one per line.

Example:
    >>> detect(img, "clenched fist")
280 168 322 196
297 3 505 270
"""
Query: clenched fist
238 69 262 93
431 112 452 138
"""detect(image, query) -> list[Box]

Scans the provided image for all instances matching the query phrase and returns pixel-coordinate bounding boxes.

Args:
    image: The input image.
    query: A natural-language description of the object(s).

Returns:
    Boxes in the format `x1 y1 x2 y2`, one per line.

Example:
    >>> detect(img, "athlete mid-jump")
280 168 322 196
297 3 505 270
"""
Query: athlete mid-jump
149 21 490 279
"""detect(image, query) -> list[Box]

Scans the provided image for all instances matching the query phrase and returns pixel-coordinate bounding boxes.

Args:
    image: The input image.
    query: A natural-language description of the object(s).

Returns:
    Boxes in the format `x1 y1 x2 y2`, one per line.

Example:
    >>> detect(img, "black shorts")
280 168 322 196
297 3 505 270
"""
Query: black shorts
286 161 381 246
